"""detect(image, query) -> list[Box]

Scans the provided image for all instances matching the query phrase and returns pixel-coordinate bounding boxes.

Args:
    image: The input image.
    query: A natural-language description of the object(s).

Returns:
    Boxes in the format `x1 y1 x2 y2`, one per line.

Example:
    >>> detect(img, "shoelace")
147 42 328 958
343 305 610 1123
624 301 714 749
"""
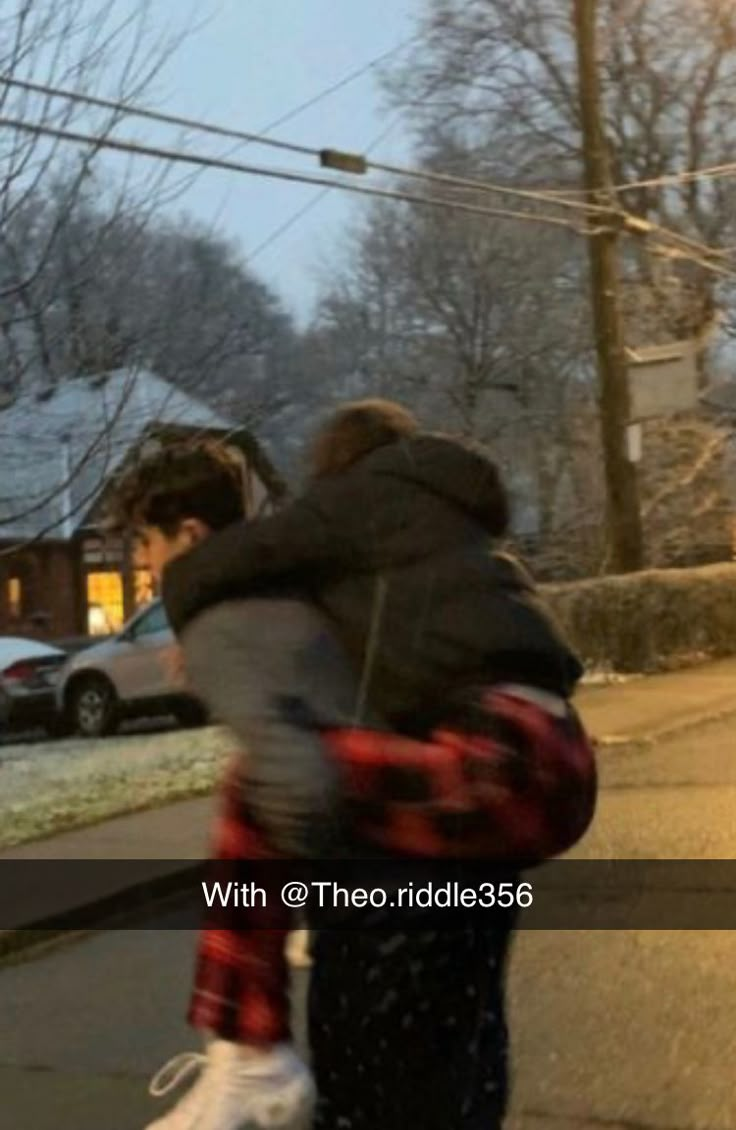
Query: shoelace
148 1047 314 1128
149 1052 208 1098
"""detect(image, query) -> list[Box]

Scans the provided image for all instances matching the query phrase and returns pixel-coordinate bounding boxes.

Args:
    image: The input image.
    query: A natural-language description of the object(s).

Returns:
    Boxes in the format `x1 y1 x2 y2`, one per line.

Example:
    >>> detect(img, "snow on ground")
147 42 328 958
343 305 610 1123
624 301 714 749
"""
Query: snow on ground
581 669 642 687
0 726 232 850
0 664 642 850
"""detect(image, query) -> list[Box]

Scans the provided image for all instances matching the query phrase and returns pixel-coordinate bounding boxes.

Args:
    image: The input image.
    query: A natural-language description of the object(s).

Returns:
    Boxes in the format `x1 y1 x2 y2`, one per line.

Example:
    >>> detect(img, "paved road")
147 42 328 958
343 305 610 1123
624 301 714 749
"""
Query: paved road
0 900 311 1130
3 715 736 1130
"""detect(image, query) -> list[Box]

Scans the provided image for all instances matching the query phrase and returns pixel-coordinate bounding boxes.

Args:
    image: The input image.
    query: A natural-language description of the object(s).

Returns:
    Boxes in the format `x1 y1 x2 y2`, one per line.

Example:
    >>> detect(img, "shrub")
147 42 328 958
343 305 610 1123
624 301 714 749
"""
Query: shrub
543 563 736 672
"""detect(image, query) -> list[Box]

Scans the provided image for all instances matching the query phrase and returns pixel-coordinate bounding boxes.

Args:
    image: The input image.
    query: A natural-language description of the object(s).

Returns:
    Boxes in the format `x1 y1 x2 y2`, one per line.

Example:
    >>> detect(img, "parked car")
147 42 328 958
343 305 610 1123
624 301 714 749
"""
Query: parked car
57 600 206 738
0 637 68 737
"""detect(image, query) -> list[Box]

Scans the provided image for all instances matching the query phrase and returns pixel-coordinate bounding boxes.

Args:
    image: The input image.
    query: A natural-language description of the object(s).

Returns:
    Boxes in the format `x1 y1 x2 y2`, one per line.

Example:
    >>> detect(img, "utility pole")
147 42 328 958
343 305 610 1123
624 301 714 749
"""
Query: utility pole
573 0 644 573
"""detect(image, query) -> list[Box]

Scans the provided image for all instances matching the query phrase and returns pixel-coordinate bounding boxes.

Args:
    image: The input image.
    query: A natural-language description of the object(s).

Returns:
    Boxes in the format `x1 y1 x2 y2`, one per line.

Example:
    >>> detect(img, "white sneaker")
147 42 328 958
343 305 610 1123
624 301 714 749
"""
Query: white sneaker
144 1039 315 1130
285 929 313 969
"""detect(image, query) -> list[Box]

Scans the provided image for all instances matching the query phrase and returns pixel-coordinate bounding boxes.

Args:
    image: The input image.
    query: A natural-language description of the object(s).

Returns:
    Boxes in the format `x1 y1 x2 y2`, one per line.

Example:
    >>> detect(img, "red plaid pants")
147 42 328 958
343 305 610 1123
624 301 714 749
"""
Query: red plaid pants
188 762 292 1045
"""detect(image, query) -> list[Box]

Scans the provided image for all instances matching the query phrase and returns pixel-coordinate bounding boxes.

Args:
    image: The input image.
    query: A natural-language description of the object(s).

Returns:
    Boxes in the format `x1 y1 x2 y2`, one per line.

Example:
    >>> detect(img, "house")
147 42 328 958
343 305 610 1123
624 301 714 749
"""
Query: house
0 369 285 641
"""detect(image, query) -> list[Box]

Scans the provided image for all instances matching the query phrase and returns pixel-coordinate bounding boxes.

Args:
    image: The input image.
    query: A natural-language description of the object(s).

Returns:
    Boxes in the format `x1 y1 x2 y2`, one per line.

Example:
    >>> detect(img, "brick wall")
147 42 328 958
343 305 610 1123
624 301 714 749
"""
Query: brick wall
0 543 82 640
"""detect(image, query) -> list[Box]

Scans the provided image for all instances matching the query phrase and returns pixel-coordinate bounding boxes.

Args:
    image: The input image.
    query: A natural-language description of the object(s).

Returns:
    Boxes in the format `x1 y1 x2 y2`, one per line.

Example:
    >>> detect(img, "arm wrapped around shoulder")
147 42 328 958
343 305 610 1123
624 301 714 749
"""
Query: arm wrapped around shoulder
180 598 366 857
161 477 365 636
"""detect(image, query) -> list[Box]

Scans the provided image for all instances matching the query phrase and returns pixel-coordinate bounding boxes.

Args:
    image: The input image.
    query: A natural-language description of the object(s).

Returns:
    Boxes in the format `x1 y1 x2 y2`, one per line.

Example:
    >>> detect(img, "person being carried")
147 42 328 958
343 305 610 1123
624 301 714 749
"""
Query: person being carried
109 407 595 1130
163 401 592 860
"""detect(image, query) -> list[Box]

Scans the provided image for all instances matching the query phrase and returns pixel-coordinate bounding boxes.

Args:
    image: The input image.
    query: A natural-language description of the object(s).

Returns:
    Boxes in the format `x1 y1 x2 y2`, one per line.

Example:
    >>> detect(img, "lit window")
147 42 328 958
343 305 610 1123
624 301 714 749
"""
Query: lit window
86 572 124 636
134 568 155 609
7 577 22 618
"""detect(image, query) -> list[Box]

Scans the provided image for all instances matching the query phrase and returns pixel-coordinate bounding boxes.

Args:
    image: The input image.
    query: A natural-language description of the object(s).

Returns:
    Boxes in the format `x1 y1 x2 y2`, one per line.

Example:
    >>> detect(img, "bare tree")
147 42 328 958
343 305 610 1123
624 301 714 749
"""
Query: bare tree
368 0 736 573
0 0 231 541
309 195 597 548
0 0 191 401
640 414 734 565
2 183 300 426
387 0 736 338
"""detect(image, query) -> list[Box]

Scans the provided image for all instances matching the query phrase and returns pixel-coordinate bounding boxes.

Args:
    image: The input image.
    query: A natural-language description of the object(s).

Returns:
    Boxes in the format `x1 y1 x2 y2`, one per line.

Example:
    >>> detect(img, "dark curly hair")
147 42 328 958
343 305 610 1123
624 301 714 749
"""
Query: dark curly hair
108 440 246 536
308 398 419 478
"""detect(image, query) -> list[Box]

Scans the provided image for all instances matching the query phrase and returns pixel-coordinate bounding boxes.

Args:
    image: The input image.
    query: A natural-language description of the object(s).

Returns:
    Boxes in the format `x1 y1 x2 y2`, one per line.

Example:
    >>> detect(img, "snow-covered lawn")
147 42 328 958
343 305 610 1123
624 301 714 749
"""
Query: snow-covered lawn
0 726 232 850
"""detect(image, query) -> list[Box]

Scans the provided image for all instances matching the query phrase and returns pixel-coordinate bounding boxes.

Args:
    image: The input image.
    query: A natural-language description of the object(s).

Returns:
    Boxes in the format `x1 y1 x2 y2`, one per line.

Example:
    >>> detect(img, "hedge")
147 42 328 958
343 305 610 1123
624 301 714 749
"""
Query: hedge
543 562 736 673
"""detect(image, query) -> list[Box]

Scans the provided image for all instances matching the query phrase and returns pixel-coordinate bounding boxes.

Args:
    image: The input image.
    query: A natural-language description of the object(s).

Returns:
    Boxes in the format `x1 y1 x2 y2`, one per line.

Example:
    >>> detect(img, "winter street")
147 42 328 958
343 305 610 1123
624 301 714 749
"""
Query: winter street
3 0 736 1127
3 709 736 1130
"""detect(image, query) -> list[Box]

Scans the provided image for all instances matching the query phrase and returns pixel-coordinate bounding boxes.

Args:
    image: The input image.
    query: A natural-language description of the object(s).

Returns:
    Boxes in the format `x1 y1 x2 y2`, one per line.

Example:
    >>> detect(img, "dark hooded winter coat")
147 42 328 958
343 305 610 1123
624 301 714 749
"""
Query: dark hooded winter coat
162 434 583 727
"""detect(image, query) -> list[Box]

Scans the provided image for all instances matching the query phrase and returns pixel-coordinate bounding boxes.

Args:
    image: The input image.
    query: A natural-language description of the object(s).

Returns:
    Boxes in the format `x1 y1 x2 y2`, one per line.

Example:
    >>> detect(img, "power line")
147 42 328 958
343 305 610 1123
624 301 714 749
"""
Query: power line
377 160 731 263
0 50 426 288
622 212 732 264
0 34 419 160
12 70 596 265
2 83 733 293
649 241 736 281
521 159 736 198
0 72 611 220
243 34 421 135
611 160 736 195
3 107 731 285
0 76 402 271
366 156 610 217
247 113 407 264
247 189 331 263
0 74 314 160
5 70 732 269
0 115 599 235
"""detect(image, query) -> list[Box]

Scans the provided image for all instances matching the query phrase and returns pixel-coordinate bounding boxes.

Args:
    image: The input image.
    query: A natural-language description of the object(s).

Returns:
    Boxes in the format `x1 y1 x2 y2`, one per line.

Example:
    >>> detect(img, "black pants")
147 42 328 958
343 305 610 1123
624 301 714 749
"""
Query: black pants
308 926 514 1130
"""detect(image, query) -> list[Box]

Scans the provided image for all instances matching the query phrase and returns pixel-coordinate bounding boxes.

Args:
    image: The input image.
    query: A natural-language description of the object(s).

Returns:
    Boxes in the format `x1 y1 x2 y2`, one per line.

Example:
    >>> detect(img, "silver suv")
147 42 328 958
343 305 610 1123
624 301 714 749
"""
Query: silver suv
57 600 205 737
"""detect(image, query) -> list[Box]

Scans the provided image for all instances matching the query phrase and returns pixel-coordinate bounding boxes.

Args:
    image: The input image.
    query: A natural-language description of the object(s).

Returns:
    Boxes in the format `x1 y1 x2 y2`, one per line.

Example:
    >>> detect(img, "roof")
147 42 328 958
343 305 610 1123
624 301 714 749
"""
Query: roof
0 369 242 542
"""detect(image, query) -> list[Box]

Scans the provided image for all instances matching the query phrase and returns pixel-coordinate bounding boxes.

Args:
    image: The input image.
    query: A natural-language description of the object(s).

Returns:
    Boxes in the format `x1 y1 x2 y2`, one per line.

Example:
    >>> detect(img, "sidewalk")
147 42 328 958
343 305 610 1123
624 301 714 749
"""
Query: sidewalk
577 656 736 747
1 657 734 949
2 796 214 861
0 799 215 954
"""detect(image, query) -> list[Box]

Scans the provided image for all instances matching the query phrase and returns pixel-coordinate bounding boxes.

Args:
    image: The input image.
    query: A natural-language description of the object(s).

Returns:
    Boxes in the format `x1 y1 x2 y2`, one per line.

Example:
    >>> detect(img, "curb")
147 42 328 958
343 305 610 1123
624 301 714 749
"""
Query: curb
594 702 736 755
0 863 201 963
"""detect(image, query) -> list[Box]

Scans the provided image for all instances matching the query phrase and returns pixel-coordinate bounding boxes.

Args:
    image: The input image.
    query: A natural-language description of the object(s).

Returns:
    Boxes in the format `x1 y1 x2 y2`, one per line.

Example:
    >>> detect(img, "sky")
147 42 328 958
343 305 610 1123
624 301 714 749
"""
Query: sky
107 0 420 325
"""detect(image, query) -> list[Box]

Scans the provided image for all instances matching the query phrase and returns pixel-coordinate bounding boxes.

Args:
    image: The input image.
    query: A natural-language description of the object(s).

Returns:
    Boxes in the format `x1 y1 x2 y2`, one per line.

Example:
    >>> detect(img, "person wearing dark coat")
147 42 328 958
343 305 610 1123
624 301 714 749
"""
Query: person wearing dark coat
162 405 586 857
135 400 595 1130
164 412 583 718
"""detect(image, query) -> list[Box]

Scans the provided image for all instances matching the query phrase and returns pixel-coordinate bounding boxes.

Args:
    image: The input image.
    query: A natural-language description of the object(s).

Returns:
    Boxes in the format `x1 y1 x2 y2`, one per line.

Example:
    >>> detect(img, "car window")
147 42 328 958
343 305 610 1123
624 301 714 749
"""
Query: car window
130 602 170 639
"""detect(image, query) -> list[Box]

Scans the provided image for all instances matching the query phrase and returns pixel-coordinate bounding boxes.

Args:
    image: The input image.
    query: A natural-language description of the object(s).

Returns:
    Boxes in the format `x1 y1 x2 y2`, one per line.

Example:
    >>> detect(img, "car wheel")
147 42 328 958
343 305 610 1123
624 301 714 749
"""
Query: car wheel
70 675 119 738
174 700 208 729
